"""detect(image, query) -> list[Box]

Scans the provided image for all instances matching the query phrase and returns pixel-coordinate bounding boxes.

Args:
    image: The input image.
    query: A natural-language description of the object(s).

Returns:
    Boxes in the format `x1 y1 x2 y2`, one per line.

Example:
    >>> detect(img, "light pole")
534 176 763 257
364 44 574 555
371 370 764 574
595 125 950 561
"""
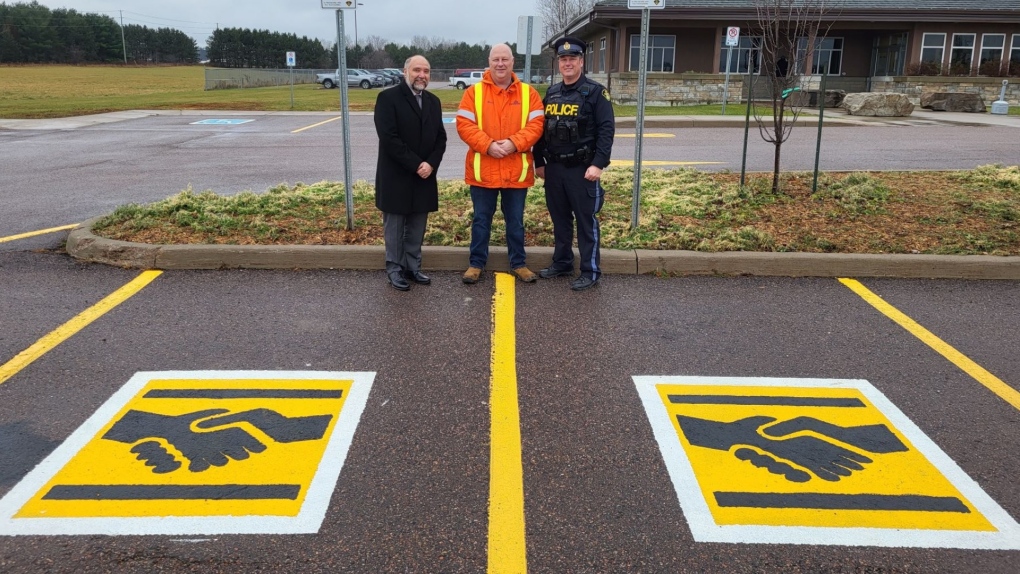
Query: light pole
354 3 364 67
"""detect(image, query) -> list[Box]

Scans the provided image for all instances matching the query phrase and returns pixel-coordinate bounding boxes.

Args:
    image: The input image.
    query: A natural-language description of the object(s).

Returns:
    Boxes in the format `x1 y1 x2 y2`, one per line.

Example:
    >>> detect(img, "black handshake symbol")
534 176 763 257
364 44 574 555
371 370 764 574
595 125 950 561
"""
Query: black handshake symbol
677 415 908 483
103 409 332 473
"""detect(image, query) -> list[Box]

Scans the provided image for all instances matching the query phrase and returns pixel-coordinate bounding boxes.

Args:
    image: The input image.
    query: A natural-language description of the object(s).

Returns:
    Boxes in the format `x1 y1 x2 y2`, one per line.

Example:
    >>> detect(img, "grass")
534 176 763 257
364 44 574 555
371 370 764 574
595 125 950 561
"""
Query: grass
6 65 1016 119
92 165 1020 256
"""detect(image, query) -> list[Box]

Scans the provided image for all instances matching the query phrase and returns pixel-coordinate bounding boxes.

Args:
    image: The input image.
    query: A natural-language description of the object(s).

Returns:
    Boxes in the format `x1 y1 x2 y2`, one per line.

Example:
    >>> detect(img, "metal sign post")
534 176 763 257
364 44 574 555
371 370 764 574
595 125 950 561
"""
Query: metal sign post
723 27 739 115
627 0 663 229
517 16 543 83
286 51 296 109
323 0 356 230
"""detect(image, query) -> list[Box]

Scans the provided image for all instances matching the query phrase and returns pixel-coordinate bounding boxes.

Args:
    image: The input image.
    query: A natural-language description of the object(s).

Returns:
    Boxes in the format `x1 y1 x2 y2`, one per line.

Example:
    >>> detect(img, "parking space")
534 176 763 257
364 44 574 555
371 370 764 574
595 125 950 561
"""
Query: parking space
0 261 1017 571
1 112 1018 570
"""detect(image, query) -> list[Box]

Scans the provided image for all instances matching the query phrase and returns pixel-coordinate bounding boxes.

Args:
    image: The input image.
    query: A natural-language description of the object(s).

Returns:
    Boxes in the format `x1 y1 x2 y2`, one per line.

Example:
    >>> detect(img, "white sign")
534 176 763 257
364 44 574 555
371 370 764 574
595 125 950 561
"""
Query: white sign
286 51 296 67
321 0 356 9
628 0 665 8
516 16 543 56
726 26 741 47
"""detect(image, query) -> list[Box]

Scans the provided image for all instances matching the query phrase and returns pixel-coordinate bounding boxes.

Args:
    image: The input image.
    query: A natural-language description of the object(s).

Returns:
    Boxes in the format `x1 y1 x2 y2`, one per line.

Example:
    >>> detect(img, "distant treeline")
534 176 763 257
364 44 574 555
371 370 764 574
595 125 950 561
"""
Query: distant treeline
208 27 508 71
1 1 532 70
0 1 197 63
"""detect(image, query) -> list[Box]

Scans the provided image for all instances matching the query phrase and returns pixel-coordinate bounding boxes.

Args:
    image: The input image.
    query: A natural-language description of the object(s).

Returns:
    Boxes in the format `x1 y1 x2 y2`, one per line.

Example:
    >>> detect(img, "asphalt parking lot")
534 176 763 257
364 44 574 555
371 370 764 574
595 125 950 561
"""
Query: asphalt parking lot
1 112 1019 572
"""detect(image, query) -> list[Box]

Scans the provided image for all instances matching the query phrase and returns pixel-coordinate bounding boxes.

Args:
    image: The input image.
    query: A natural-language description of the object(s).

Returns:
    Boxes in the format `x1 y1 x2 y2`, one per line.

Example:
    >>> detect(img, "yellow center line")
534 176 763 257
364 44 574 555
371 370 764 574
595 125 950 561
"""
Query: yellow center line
291 115 343 133
488 272 527 574
839 277 1020 411
0 224 79 244
0 270 163 386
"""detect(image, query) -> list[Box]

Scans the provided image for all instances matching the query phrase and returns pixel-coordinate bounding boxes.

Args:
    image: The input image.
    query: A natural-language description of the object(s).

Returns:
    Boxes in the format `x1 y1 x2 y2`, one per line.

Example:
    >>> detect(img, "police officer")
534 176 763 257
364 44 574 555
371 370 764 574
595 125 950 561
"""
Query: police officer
534 37 615 291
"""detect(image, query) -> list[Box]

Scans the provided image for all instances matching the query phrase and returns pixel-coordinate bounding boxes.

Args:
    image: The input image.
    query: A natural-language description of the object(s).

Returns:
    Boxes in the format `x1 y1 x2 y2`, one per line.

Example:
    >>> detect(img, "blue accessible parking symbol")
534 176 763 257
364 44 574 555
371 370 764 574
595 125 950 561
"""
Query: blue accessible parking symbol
190 119 254 125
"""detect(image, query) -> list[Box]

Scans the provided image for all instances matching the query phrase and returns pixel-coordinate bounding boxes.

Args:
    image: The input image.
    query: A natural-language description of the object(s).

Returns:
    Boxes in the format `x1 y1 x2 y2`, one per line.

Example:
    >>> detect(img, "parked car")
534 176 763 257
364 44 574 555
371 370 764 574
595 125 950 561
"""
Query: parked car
383 68 404 81
353 69 386 88
449 70 485 89
369 69 398 86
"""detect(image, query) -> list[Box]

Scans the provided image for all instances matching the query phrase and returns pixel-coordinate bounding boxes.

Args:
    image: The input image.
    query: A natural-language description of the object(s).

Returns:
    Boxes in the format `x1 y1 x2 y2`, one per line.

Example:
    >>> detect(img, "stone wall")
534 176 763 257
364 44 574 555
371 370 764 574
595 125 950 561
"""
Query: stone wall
605 73 745 106
870 76 1018 106
598 72 1017 107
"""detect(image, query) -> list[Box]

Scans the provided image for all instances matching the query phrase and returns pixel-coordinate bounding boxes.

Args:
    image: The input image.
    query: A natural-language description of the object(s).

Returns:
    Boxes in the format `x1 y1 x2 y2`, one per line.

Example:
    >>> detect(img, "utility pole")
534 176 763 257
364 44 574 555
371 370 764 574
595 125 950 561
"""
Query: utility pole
119 10 127 64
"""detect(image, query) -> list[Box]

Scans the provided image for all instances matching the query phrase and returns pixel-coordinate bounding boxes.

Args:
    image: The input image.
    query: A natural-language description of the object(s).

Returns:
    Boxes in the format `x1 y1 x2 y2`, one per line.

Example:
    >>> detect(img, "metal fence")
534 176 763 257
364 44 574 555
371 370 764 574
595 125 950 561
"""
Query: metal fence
204 67 555 90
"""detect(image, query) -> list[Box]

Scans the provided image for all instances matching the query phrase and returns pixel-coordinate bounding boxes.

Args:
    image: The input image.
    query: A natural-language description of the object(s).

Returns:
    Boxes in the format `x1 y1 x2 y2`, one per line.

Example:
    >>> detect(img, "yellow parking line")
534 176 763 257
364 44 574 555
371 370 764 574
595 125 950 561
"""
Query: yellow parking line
0 270 163 386
292 116 343 133
615 133 676 138
488 273 527 574
840 278 1020 411
0 224 79 244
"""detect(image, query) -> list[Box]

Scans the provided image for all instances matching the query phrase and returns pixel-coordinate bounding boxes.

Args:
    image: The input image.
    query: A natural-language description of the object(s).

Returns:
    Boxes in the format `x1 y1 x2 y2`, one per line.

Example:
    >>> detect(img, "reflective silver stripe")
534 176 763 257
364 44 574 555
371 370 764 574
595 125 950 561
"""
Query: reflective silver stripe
457 109 477 122
528 110 544 122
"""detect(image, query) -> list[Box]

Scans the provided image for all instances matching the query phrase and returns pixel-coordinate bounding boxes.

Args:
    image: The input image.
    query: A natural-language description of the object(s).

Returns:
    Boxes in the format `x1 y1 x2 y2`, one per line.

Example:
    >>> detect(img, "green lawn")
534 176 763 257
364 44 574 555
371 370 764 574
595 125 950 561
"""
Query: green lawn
8 65 1013 119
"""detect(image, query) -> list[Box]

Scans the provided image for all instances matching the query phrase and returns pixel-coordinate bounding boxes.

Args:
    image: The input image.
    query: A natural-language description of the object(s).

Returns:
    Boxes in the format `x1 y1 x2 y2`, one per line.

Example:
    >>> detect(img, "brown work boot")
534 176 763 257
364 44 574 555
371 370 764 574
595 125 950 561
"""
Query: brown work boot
462 266 482 284
512 267 537 283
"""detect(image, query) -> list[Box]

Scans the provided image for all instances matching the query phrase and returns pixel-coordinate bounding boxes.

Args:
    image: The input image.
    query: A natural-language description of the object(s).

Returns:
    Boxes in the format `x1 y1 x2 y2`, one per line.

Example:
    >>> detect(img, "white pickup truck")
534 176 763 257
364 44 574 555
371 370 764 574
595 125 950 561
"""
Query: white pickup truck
449 70 484 89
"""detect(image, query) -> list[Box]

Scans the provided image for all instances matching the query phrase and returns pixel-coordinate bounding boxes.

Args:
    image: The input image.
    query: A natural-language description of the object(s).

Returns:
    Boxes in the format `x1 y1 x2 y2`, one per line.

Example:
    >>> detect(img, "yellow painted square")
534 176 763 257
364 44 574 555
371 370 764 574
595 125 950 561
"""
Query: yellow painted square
658 384 994 531
16 378 351 519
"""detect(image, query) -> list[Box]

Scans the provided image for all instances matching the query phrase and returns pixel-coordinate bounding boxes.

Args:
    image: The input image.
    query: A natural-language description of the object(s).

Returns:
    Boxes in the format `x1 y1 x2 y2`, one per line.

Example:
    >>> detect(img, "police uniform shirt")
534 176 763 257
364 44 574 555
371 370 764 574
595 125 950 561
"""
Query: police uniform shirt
535 74 615 169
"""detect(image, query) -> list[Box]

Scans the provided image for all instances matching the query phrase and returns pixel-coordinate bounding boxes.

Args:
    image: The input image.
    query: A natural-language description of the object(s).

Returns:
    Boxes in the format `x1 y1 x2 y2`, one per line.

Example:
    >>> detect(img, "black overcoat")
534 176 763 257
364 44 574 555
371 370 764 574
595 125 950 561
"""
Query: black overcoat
374 81 447 214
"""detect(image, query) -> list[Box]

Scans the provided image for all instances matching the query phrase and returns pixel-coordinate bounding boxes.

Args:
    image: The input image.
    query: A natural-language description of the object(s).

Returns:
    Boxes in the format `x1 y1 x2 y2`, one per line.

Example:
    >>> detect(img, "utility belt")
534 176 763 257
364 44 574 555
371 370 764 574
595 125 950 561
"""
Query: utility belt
544 145 593 167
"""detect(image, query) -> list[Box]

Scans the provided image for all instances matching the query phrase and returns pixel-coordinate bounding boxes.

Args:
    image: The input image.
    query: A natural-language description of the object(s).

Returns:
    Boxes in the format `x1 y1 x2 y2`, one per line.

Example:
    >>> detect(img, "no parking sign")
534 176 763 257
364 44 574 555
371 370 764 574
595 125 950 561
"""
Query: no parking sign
726 26 740 47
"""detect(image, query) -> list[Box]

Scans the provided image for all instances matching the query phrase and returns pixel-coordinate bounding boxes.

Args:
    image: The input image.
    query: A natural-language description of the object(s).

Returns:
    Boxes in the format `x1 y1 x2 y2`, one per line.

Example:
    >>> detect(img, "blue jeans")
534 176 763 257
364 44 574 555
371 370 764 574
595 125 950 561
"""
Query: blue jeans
469 186 527 269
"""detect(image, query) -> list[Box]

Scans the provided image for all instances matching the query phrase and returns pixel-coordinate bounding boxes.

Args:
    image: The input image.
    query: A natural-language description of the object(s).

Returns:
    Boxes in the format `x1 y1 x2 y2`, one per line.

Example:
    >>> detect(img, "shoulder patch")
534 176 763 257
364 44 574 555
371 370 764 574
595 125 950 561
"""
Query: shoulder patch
602 89 611 101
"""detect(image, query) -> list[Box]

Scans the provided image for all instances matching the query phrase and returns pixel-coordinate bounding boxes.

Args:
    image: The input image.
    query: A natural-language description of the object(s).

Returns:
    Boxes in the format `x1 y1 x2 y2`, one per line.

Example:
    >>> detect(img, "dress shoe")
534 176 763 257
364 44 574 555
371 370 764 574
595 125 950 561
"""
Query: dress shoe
387 272 410 291
538 266 573 279
404 270 431 285
512 267 537 283
570 275 598 291
462 266 482 284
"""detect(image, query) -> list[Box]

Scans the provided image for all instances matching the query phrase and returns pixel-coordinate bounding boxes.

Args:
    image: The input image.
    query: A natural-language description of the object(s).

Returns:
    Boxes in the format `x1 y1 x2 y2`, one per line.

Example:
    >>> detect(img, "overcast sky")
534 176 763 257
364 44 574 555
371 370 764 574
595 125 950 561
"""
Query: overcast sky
33 1 547 49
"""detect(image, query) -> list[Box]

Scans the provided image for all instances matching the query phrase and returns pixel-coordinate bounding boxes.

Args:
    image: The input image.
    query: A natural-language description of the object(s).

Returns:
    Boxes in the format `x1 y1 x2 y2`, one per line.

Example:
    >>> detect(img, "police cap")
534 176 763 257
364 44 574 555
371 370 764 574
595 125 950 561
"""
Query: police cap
555 37 585 57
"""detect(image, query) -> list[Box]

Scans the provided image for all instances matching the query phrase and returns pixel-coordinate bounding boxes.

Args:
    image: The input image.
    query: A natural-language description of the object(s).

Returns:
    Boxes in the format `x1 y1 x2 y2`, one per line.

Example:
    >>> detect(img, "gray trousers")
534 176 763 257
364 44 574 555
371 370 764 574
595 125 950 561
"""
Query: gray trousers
383 211 428 275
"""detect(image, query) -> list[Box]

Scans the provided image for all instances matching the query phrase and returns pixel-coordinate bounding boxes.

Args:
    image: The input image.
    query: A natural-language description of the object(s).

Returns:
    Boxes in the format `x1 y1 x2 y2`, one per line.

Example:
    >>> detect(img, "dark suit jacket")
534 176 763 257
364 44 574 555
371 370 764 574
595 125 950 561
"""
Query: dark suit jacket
374 81 447 214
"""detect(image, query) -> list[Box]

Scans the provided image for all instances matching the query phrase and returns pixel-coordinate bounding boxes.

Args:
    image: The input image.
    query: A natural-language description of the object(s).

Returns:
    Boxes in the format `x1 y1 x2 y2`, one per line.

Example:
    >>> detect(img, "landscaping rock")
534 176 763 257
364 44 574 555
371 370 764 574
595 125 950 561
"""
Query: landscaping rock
920 92 986 112
841 93 914 116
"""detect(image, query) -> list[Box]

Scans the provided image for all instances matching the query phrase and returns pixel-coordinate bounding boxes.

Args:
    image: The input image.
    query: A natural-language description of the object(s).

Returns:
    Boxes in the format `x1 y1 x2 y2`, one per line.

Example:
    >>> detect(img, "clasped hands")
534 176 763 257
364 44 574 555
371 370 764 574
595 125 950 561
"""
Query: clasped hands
487 139 517 159
416 162 433 179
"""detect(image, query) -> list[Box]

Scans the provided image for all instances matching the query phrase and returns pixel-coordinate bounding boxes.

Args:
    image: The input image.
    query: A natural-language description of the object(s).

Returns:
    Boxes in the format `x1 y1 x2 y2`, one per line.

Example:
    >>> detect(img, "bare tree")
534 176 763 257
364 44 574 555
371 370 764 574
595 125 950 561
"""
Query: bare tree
751 0 836 193
537 0 597 41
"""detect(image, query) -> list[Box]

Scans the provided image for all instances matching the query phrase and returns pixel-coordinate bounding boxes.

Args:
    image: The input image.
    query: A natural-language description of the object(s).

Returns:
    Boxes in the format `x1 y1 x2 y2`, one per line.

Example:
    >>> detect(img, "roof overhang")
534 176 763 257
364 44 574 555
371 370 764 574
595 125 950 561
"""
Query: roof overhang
554 6 1020 44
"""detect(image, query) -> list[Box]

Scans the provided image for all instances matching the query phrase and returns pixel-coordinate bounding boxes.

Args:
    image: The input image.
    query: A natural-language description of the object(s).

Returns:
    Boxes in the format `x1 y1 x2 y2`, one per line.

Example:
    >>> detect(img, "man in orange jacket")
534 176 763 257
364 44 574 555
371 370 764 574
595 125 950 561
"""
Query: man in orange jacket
455 43 545 284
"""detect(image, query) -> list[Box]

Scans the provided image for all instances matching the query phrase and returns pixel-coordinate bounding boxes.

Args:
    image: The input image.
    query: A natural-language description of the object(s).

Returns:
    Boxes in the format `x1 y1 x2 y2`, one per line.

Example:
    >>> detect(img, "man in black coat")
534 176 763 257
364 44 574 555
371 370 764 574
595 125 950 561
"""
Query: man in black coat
374 55 447 291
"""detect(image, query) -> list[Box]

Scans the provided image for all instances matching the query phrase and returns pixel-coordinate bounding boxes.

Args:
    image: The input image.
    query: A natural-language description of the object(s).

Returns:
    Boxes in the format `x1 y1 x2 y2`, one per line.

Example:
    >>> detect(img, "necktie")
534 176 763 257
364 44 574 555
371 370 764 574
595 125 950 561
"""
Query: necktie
415 93 422 109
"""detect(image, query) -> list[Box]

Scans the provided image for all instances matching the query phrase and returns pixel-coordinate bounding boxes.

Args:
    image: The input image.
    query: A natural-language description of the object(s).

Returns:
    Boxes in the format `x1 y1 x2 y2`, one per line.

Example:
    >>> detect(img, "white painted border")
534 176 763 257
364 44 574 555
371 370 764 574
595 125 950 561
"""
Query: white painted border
189 119 254 125
0 370 374 536
633 375 1020 549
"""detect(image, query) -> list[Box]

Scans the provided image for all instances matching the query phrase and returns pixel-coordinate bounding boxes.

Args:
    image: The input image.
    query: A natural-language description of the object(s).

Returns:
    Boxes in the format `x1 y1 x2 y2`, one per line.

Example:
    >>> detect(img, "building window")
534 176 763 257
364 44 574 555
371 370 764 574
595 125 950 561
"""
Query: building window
718 35 761 74
920 33 946 67
1012 34 1020 75
872 33 907 76
796 37 843 75
599 37 606 73
630 34 676 72
950 33 975 74
979 33 1005 75
586 42 593 73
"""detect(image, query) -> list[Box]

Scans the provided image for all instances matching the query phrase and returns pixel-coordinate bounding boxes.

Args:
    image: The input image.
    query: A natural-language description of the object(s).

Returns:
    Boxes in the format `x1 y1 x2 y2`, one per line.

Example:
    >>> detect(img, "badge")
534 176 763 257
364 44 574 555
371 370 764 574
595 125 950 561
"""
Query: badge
602 89 611 101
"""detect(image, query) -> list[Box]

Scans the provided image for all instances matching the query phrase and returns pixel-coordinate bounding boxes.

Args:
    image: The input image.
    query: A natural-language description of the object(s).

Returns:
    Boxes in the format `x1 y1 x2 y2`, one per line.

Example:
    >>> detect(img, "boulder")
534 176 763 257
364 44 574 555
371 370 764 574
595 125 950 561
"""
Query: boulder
920 92 986 112
841 93 914 116
823 89 846 108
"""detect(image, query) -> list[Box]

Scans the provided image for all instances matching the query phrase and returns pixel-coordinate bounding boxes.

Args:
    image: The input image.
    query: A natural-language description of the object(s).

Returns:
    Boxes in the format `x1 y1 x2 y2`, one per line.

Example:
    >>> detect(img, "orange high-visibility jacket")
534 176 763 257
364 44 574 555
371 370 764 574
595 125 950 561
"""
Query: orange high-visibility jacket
455 71 545 189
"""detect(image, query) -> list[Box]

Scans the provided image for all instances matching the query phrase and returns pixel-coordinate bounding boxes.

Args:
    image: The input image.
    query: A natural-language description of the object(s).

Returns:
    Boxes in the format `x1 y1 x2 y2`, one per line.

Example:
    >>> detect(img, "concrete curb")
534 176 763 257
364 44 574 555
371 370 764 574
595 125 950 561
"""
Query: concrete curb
66 218 1020 279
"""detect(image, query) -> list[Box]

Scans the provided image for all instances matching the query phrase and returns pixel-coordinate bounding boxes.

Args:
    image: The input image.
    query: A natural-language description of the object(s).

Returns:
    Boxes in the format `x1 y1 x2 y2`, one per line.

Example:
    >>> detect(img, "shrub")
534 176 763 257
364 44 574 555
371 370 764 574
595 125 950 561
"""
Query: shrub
978 60 1007 77
904 61 941 76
